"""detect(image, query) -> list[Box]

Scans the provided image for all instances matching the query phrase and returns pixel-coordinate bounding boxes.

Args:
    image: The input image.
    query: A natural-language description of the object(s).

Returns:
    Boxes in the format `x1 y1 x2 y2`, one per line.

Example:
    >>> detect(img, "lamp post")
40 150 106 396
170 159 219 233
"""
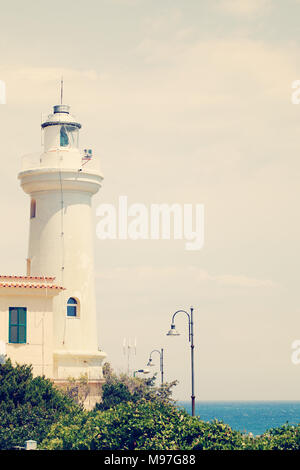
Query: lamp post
166 307 195 417
133 369 150 377
147 348 164 386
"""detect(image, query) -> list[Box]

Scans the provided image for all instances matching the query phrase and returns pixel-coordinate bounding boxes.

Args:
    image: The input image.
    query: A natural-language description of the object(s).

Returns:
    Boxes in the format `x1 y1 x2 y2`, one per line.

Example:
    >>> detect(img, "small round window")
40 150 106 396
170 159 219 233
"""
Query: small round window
67 297 78 317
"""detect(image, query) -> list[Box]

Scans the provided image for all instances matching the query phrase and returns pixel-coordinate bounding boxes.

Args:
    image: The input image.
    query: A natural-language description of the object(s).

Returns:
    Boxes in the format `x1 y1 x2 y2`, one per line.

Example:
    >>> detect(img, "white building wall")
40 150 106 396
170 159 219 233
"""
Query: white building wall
0 291 54 377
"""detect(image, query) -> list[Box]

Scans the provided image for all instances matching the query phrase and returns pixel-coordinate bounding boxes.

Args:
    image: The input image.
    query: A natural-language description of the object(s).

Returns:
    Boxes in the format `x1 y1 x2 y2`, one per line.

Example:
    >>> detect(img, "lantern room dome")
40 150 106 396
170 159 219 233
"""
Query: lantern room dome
41 104 81 129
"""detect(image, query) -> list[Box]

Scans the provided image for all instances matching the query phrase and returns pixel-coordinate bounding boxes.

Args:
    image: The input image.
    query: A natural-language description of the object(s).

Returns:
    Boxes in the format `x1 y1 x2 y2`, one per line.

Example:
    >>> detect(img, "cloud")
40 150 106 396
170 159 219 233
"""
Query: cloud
104 0 140 4
217 0 271 16
14 67 98 82
96 265 276 290
0 66 102 106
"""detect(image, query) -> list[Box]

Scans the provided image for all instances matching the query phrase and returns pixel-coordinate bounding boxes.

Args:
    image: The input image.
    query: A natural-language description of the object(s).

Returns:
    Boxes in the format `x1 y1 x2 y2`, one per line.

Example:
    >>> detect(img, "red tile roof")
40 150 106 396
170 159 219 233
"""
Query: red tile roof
0 275 64 291
0 275 56 281
0 282 65 290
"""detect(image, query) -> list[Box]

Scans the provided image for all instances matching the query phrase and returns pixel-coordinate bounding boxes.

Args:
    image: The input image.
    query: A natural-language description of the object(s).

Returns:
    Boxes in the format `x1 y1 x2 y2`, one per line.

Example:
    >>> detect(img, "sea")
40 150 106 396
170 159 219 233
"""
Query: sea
177 401 300 436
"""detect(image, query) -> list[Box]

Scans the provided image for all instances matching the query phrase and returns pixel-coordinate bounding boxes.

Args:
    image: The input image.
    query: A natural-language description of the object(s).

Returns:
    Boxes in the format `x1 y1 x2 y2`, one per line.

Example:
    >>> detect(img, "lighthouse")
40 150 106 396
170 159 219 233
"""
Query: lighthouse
17 103 106 397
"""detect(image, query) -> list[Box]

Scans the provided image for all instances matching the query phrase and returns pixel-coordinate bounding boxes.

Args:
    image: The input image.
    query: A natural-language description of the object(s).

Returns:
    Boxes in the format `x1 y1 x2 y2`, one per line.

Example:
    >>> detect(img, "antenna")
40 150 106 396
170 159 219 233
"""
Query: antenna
60 76 63 105
123 337 137 375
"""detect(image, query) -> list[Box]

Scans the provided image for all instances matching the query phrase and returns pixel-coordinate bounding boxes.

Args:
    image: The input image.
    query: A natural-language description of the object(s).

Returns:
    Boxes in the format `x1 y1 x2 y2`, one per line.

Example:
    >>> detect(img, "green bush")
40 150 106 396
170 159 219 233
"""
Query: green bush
0 359 78 449
3 360 300 450
95 382 134 411
96 362 178 411
247 424 300 450
41 399 250 450
39 365 300 451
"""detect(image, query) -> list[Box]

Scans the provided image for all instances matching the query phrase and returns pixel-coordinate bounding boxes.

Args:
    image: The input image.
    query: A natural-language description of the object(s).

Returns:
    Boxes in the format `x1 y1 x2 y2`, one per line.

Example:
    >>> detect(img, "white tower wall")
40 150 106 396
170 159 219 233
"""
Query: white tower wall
18 104 106 383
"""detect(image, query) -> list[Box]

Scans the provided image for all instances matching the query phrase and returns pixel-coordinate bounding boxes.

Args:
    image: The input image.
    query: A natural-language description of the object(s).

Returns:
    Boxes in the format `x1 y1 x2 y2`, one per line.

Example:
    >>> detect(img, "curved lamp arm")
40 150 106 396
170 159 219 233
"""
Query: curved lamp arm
170 308 193 342
149 349 161 360
147 349 164 385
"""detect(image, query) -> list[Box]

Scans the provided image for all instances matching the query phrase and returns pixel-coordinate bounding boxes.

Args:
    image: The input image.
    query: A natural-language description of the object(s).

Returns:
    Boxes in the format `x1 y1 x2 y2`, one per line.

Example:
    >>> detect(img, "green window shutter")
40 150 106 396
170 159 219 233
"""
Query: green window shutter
18 325 26 343
18 308 26 343
9 307 27 344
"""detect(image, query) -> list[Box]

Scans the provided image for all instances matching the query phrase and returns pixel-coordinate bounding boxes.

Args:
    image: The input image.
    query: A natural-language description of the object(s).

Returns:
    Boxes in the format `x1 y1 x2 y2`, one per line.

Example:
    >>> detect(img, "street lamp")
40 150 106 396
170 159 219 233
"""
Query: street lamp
147 348 164 386
166 307 195 416
133 369 150 377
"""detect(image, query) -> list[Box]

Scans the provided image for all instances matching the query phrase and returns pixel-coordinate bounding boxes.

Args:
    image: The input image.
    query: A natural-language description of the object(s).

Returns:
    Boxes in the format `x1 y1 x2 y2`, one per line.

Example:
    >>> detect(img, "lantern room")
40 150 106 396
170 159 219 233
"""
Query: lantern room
41 104 81 153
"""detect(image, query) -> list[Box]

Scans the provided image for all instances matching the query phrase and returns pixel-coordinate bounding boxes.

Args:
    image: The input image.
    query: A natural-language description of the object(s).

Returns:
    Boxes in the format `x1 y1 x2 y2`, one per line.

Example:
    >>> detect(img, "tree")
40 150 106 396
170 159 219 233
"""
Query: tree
96 382 133 411
58 374 90 407
95 362 177 411
0 359 78 449
41 399 250 450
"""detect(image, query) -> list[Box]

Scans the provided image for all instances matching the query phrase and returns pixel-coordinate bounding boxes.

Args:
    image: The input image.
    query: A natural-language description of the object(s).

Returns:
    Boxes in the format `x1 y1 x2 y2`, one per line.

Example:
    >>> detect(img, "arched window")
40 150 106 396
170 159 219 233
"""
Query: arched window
67 297 78 317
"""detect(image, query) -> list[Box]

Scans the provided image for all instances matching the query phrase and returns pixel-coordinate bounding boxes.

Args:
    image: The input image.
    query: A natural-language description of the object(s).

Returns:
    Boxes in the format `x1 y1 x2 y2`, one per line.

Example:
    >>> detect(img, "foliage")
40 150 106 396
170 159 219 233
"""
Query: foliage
242 424 300 450
58 374 90 407
0 359 79 450
95 362 177 411
3 359 300 451
96 381 133 411
39 363 300 451
41 397 300 451
41 399 252 450
264 424 300 450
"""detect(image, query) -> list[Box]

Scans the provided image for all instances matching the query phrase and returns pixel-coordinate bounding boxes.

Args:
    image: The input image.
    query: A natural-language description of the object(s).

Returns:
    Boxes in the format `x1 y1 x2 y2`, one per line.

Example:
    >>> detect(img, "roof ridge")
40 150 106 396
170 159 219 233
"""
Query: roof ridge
0 275 56 280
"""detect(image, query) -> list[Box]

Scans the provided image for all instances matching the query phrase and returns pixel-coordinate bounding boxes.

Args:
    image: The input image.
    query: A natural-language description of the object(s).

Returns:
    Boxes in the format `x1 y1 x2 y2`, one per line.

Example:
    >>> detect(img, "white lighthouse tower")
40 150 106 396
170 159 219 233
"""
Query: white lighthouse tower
18 102 106 394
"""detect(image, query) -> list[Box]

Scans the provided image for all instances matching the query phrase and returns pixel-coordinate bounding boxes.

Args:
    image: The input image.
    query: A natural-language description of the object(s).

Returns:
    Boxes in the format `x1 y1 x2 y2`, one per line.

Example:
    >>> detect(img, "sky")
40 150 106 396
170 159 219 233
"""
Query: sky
1 0 300 400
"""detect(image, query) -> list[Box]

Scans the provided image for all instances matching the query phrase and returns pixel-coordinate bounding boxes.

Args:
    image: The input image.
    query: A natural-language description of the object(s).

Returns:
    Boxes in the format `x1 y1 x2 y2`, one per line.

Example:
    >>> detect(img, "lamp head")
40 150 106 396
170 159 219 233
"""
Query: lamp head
136 368 150 374
147 358 155 367
167 323 180 336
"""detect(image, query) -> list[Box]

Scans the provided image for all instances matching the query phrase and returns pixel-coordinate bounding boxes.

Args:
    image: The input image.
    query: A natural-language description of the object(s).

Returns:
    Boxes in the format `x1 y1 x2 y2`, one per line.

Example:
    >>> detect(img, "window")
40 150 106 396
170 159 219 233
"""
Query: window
9 307 27 343
30 199 36 219
67 297 78 317
59 124 79 148
65 125 79 148
60 125 69 147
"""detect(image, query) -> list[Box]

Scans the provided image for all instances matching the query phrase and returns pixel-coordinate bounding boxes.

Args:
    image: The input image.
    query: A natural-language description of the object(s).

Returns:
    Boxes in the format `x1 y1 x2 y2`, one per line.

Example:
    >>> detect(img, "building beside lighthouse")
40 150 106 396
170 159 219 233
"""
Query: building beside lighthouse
0 103 106 407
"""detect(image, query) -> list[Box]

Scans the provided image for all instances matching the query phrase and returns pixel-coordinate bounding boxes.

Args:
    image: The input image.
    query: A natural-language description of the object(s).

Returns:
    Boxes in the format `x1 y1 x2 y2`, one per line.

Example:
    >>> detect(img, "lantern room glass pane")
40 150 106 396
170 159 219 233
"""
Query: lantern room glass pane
60 125 79 148
66 125 79 148
60 126 69 147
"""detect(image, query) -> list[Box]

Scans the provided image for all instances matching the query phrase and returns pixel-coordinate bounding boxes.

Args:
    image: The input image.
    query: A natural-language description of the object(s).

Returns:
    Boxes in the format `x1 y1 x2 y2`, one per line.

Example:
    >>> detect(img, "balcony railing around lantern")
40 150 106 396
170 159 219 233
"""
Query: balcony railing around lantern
20 150 101 173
